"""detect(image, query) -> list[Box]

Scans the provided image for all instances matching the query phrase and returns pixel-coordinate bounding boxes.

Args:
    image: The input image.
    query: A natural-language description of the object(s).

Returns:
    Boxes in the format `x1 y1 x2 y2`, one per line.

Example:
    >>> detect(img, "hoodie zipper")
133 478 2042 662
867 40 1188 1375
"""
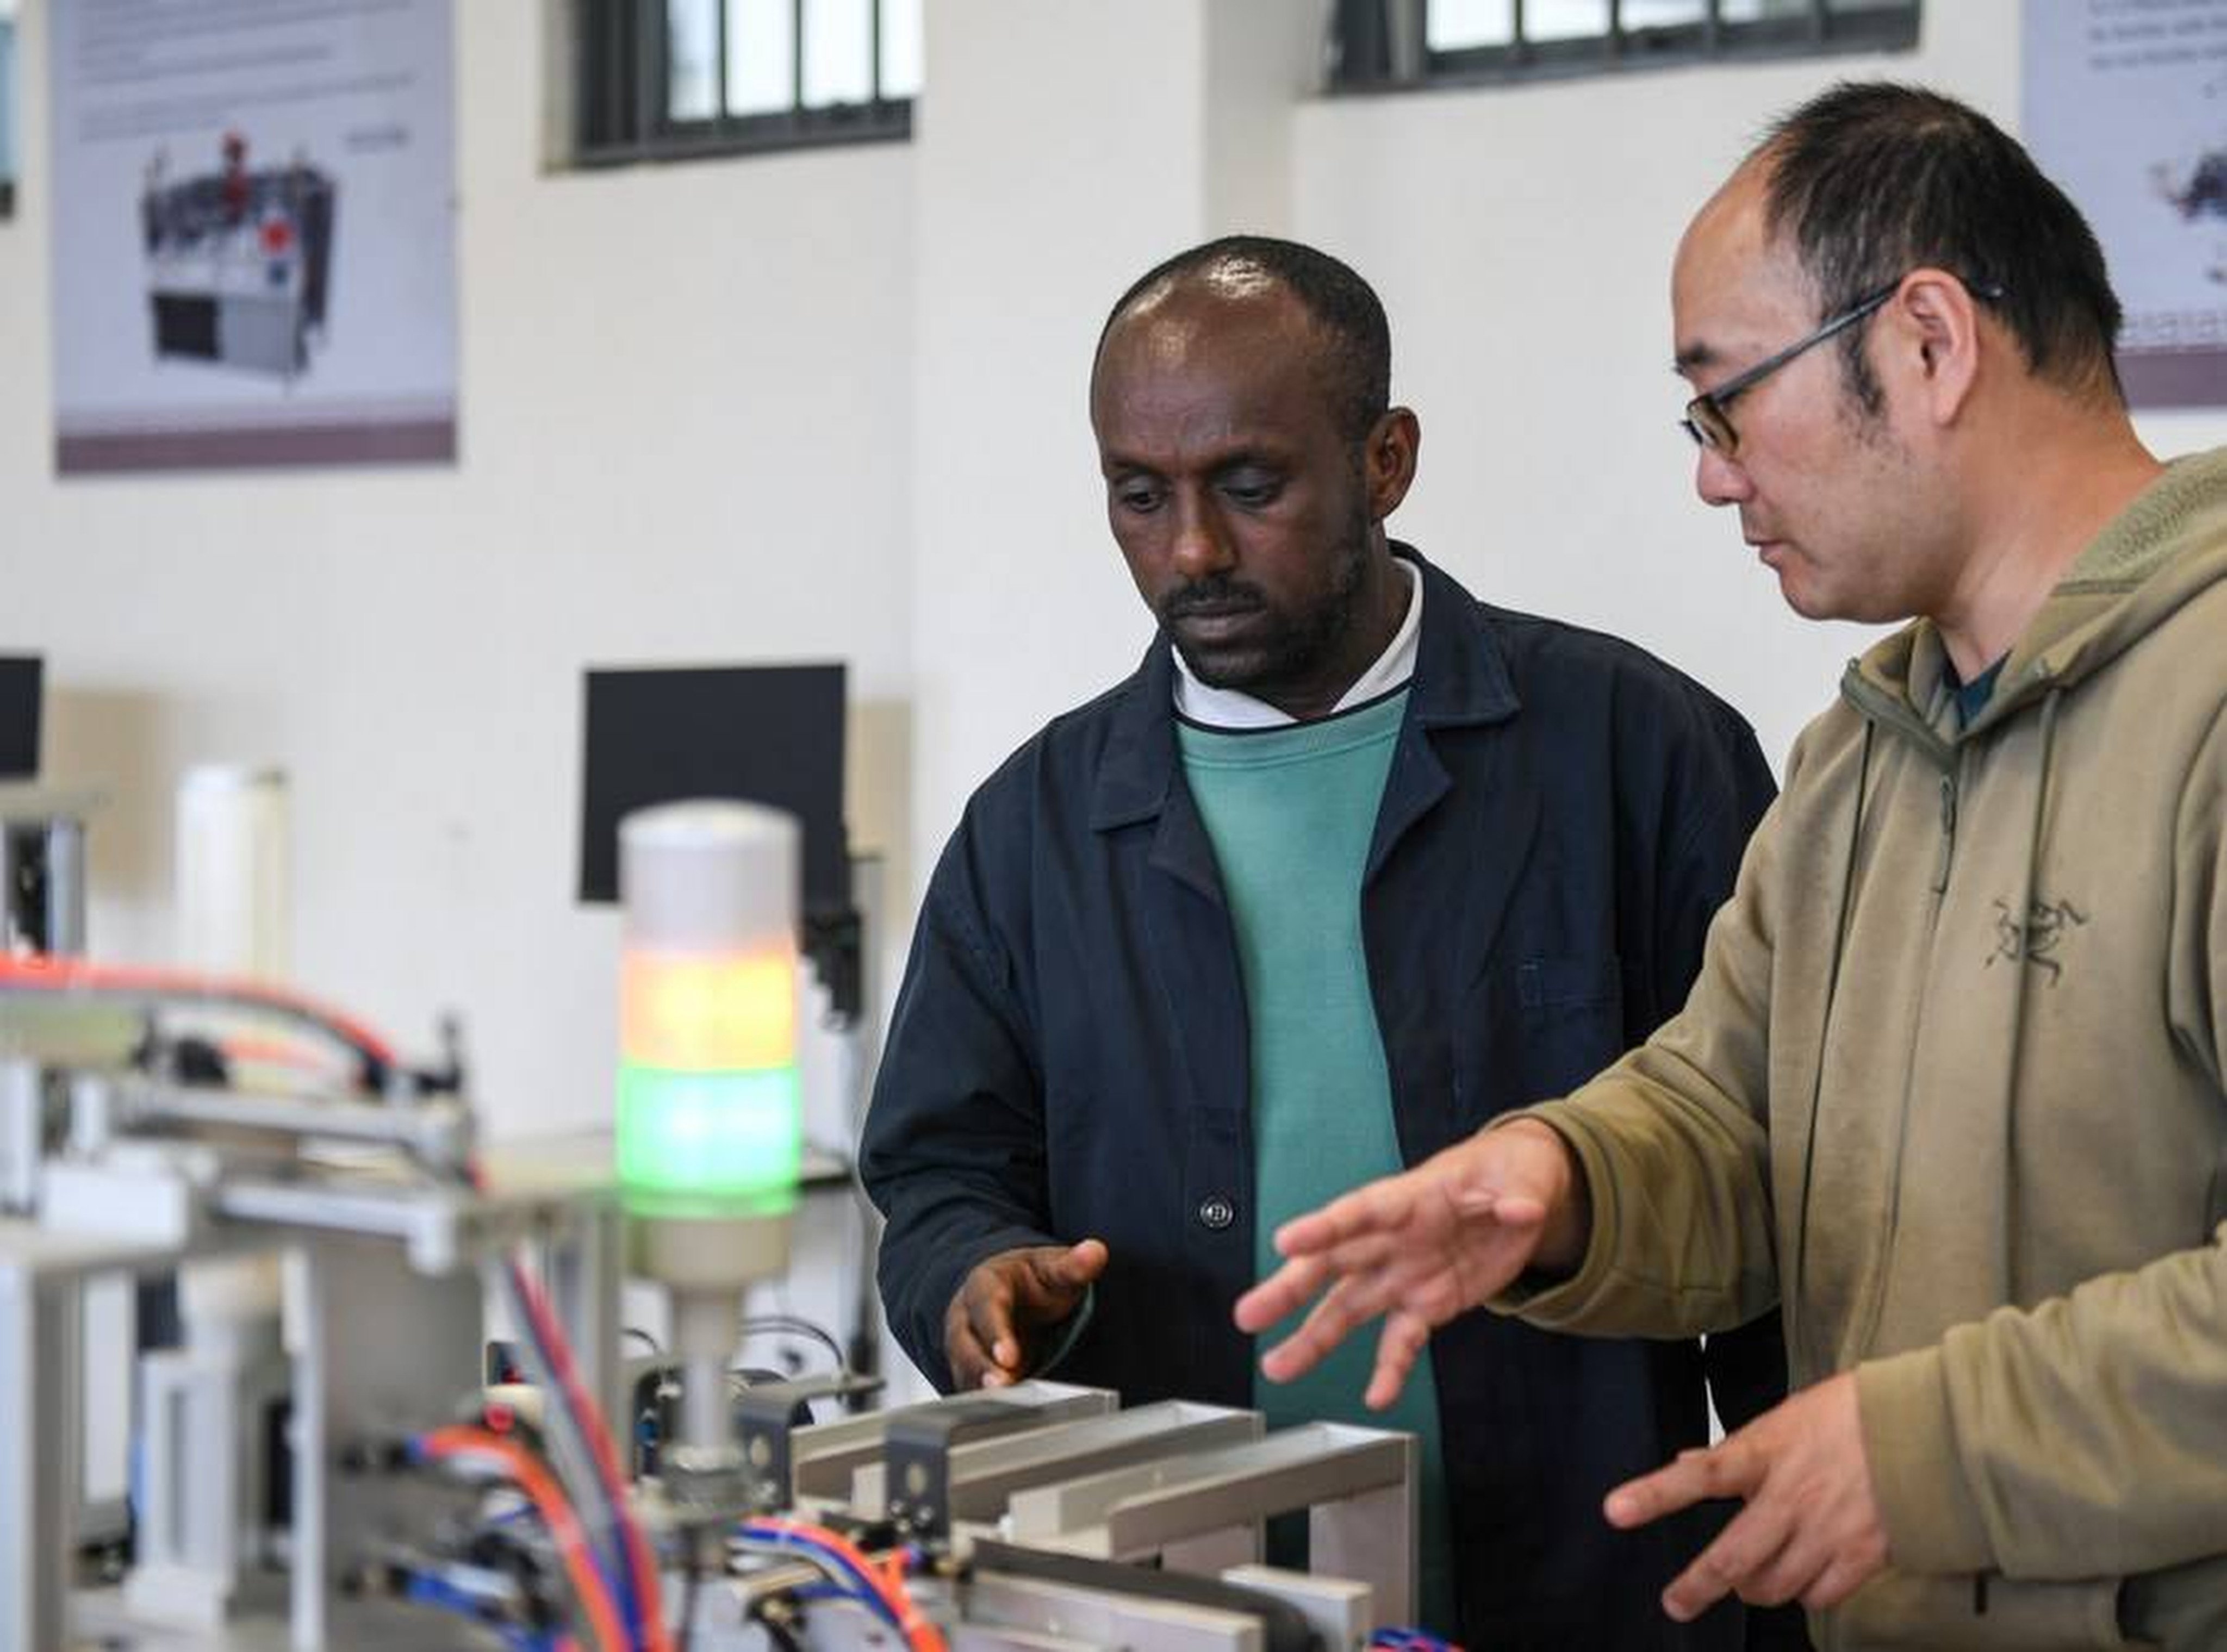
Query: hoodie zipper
1831 677 1969 1366
1854 809 1955 1362
1933 773 1958 893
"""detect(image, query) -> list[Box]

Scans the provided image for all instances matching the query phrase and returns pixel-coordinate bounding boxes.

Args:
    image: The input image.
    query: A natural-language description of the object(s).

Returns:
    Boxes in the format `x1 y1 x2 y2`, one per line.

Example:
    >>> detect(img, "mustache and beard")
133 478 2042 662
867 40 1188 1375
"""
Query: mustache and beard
1157 504 1375 696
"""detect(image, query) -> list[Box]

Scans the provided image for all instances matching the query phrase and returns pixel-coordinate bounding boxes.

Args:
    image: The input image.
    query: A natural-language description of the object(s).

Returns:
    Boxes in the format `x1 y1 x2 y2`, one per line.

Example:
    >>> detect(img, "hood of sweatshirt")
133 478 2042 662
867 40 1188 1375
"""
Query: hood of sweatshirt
1842 448 2227 754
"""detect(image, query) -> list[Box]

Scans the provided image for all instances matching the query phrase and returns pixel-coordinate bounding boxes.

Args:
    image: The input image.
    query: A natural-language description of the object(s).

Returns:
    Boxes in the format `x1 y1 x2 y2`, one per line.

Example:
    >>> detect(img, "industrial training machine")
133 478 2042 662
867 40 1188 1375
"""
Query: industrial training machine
0 800 1424 1652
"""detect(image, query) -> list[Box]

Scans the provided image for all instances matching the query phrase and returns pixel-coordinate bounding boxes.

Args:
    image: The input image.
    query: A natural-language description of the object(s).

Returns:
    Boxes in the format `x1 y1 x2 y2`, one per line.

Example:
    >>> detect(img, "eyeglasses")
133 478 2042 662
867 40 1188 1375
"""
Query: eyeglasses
1679 282 1900 455
1679 275 2010 454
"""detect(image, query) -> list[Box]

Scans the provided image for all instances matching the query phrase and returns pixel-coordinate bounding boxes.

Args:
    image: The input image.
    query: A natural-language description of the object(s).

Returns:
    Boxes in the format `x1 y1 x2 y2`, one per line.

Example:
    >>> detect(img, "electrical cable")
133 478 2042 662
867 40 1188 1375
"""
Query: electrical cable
17 973 664 1648
492 1257 649 1645
415 1426 631 1652
731 1531 900 1635
0 954 401 1088
735 1518 945 1652
400 1567 562 1652
464 1152 667 1652
1368 1630 1464 1652
483 1257 632 1627
9 964 653 1645
416 1435 621 1650
504 1257 671 1650
735 1314 846 1373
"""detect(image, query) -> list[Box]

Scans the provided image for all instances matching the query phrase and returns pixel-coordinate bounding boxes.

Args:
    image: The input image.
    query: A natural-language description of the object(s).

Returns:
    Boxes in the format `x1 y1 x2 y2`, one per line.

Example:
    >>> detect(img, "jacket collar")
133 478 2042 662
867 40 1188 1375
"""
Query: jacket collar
1087 544 1519 832
1842 448 2227 749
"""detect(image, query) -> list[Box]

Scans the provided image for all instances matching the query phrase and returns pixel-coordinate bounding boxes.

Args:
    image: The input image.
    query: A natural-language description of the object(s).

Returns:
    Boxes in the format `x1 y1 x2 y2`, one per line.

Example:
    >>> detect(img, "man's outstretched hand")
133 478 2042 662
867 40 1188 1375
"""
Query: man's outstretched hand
945 1238 1110 1389
1233 1121 1588 1408
1605 1371 1889 1619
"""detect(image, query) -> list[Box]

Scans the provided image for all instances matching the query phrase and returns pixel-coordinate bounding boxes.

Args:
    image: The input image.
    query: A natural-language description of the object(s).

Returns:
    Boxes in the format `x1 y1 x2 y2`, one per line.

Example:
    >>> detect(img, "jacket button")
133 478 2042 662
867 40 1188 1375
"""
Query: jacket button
1197 1196 1235 1231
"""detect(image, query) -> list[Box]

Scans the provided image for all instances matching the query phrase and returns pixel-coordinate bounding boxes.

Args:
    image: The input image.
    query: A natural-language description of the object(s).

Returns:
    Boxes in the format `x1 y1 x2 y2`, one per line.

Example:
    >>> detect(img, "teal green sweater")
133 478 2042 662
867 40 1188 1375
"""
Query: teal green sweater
1178 690 1451 1629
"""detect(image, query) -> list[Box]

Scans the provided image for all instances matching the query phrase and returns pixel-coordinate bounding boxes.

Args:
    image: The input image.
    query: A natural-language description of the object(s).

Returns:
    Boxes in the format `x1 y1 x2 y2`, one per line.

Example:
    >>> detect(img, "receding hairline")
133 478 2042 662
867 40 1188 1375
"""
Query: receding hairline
1668 161 1795 374
1094 259 1321 370
1090 236 1395 442
1112 253 1288 326
1088 264 1352 410
1696 154 1807 286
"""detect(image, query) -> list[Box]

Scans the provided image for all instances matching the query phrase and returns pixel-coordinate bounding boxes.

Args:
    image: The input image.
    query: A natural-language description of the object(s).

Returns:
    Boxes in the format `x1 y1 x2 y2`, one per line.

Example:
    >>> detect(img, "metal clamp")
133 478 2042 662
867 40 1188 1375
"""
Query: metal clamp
884 1399 1057 1541
735 1372 885 1512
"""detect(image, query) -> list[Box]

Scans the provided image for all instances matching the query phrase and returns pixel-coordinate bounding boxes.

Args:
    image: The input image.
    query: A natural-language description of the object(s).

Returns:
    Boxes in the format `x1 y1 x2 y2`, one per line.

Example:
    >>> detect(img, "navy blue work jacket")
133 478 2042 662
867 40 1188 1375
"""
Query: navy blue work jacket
863 550 1794 1650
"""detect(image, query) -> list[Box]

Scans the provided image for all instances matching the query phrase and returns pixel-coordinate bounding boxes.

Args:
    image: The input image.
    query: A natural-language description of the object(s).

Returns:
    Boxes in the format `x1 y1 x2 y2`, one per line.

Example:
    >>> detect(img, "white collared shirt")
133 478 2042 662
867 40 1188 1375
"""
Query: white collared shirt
1172 557 1422 730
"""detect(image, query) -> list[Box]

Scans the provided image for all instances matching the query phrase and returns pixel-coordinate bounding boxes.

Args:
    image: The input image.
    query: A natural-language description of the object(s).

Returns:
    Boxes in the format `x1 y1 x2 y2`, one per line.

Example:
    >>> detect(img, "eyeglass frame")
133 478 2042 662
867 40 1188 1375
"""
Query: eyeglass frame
1679 273 2007 455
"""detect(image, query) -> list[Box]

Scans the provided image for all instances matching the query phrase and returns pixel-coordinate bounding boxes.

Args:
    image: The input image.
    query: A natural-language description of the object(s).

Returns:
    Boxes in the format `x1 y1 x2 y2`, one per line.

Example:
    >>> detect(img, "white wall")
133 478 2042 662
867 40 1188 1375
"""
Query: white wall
908 0 1322 888
3 0 2220 1148
904 0 2227 855
2 3 915 1138
1289 0 2227 768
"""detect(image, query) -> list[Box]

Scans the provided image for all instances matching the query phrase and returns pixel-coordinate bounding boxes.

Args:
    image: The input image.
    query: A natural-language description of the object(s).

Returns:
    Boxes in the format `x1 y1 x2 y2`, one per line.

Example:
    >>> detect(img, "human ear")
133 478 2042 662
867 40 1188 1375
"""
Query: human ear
1367 407 1421 519
1888 269 1983 425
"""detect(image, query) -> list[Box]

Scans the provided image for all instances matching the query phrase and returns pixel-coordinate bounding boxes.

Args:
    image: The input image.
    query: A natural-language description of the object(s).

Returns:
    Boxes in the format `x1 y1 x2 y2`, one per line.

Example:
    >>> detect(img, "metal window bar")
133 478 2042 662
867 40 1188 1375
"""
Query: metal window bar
717 0 731 127
637 0 661 148
1 14 15 219
792 0 806 117
1332 0 1917 93
575 0 912 168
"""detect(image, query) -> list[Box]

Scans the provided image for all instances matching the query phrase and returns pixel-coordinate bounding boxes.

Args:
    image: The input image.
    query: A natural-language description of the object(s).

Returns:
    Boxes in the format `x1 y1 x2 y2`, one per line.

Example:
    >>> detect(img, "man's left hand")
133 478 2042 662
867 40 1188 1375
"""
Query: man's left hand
1603 1371 1890 1620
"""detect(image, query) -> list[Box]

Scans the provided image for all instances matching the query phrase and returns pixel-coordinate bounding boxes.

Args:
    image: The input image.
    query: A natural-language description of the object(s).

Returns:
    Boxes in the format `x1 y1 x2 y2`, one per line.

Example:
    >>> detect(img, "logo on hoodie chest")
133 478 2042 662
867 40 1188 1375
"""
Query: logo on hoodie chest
1986 896 2088 983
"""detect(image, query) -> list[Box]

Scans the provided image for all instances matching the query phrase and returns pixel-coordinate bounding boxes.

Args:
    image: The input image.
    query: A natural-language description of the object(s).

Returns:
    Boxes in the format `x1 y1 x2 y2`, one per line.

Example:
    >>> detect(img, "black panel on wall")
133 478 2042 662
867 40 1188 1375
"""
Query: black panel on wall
0 657 41 780
578 663 848 919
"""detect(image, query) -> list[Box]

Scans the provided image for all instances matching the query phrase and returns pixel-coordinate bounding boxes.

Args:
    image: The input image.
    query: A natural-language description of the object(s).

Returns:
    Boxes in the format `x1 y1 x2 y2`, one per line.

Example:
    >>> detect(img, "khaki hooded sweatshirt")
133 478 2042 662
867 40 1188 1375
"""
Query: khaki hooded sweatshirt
1509 450 2227 1649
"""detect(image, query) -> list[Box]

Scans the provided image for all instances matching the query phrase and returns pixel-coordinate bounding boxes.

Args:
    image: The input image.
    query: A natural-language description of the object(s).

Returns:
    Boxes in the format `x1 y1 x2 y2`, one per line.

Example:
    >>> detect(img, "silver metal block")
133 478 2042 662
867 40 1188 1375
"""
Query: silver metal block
0 1255 82 1652
0 1061 42 1215
962 1571 1266 1652
1005 1422 1417 1626
1308 1472 1415 1633
1219 1564 1373 1652
43 1154 211 1248
853 1400 1261 1525
788 1381 1116 1504
74 1586 506 1648
126 1337 291 1628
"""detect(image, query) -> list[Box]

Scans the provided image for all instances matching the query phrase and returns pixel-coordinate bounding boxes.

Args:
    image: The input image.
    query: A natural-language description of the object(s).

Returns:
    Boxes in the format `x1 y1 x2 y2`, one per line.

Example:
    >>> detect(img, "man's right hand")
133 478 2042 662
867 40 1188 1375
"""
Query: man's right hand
945 1238 1110 1389
1232 1120 1588 1408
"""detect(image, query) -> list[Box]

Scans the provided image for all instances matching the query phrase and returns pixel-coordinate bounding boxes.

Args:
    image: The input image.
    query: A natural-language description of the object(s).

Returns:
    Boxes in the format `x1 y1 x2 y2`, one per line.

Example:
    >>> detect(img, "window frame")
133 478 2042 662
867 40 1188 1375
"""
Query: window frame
0 9 16 220
1330 0 1921 95
571 0 913 169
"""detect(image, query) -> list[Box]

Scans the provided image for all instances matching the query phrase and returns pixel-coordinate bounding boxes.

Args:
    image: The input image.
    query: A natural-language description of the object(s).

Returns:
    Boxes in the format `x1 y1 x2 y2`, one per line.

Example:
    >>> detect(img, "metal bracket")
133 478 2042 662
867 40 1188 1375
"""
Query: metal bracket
735 1371 886 1511
884 1398 1058 1541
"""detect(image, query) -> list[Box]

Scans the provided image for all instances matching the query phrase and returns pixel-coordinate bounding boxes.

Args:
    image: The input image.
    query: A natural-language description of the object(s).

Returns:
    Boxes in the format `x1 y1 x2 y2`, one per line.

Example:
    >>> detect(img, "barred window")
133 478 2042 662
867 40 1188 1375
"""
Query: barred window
573 0 921 167
1331 0 1920 91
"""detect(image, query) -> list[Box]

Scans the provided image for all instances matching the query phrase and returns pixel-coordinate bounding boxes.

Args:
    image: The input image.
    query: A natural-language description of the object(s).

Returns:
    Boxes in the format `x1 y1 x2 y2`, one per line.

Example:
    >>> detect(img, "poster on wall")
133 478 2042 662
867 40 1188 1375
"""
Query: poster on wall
2025 0 2227 408
48 0 456 474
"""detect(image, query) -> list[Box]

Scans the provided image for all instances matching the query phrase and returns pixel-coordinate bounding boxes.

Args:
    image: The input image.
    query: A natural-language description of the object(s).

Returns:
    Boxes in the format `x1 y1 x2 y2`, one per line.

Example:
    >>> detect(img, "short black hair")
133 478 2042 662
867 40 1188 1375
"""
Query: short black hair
1755 82 2125 408
1094 235 1391 441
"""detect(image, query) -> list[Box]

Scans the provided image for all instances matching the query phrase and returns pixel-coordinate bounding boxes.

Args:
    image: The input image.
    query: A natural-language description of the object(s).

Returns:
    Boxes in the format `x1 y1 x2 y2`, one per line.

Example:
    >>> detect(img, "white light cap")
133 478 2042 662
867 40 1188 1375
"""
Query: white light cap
619 799 800 953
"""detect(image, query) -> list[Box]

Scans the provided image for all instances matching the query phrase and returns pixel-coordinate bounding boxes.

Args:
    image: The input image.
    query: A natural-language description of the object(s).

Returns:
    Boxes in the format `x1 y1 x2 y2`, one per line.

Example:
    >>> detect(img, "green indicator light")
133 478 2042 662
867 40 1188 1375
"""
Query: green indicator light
617 1062 803 1219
